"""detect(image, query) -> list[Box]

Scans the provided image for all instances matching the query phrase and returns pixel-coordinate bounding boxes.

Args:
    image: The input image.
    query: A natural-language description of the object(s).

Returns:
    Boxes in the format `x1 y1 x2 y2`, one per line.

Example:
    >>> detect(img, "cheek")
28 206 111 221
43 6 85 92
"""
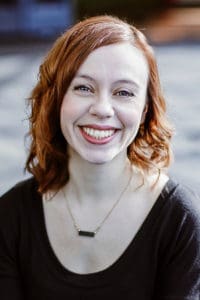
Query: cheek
60 97 82 125
60 101 74 136
118 107 143 129
60 101 80 144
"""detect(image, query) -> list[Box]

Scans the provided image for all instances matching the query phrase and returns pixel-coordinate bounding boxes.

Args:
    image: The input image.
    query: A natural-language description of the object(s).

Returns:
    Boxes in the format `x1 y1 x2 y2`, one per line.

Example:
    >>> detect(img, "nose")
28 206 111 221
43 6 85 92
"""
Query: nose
89 94 114 119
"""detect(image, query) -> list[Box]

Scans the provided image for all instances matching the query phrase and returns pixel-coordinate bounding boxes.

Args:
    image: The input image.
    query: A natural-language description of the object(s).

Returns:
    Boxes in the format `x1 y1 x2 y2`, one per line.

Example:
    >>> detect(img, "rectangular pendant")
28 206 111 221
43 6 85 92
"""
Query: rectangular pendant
78 230 95 237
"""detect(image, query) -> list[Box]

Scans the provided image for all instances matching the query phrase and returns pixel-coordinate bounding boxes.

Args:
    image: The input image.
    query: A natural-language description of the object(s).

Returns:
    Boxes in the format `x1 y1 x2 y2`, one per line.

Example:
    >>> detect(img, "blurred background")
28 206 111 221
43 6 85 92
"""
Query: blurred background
0 0 200 195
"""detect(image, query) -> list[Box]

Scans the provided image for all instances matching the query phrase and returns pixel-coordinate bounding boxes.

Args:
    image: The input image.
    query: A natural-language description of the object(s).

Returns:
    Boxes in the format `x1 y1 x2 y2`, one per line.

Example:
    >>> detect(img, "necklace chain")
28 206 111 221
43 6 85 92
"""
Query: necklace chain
63 173 132 237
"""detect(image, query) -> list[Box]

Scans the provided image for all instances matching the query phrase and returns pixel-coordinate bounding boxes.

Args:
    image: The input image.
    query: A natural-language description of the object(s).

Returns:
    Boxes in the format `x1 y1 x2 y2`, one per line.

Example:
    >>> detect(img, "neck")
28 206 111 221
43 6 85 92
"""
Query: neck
65 150 133 203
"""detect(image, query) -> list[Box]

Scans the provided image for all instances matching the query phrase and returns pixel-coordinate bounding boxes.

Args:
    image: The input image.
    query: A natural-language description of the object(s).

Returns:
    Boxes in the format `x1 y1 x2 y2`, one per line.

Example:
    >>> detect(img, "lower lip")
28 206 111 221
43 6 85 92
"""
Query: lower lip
80 127 117 145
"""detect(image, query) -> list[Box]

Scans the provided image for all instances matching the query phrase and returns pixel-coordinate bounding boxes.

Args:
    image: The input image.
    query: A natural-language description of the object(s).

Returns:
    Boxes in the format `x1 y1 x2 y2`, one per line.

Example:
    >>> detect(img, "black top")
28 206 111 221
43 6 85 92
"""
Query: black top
0 177 200 300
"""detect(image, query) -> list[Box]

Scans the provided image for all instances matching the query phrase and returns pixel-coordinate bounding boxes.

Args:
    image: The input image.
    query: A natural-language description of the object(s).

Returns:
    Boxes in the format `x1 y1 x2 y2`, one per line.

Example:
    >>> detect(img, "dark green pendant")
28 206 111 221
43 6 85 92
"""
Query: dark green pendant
78 230 95 237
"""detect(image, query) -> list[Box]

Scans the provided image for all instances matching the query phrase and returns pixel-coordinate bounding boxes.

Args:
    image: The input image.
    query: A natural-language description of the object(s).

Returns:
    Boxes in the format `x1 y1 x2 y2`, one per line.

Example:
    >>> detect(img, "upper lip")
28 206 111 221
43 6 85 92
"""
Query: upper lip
79 124 120 130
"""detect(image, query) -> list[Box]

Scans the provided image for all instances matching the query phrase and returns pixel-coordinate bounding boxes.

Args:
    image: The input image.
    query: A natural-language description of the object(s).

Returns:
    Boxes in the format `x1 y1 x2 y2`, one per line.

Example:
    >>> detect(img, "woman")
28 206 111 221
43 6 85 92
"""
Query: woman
0 15 199 299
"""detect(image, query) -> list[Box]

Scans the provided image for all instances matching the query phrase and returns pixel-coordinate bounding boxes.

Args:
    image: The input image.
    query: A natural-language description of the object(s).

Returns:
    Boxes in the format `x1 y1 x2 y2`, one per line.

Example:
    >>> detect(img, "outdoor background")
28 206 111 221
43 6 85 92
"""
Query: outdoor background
0 0 200 196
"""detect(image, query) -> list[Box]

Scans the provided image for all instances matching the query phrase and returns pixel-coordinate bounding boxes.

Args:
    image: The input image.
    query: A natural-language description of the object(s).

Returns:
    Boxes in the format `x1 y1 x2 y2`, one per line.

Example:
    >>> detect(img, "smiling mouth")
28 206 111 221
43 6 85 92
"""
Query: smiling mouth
79 126 118 144
82 127 115 139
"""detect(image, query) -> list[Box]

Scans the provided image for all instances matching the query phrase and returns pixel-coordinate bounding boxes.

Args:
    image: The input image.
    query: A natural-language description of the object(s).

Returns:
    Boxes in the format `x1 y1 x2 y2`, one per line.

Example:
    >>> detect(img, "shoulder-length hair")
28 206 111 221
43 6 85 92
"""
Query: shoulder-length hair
25 15 174 193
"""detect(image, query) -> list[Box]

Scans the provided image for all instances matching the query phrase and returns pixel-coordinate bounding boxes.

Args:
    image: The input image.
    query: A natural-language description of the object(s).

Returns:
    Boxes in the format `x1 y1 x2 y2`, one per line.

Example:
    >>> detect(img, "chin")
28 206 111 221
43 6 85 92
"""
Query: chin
85 156 114 165
81 151 117 165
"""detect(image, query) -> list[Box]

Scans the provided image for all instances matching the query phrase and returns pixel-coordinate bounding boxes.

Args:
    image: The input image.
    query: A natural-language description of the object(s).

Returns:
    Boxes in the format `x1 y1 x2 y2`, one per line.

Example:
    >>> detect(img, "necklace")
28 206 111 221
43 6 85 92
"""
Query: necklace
63 173 132 238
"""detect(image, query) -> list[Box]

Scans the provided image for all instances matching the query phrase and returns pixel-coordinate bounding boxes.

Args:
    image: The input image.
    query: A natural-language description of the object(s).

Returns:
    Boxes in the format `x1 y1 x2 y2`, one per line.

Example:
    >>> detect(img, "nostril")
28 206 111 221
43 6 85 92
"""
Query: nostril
89 102 114 118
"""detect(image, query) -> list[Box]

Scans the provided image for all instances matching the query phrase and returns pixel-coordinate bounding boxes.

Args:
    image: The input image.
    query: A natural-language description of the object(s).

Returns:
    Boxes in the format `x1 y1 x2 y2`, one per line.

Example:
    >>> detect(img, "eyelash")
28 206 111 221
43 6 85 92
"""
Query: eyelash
74 85 93 93
115 90 135 97
115 90 135 98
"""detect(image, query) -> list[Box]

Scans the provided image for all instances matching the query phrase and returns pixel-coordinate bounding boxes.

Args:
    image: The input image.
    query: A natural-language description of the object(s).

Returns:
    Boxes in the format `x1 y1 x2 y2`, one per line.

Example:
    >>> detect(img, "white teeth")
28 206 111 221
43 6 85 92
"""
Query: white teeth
82 127 115 139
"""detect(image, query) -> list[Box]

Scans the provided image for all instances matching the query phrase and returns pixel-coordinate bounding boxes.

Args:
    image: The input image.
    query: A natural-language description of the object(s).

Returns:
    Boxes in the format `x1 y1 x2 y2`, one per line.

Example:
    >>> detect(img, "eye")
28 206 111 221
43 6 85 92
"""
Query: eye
115 90 135 98
74 85 93 93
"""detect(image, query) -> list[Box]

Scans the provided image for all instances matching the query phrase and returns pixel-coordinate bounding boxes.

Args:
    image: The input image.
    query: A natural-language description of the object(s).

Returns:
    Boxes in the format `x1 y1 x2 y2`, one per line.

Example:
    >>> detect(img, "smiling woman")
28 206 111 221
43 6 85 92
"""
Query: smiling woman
60 43 149 164
25 15 173 193
0 15 200 300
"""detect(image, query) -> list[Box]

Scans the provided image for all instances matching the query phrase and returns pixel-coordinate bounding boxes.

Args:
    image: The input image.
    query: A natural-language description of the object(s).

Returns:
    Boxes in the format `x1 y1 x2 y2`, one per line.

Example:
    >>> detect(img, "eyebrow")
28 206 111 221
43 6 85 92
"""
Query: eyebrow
75 74 95 82
113 79 139 89
75 74 140 89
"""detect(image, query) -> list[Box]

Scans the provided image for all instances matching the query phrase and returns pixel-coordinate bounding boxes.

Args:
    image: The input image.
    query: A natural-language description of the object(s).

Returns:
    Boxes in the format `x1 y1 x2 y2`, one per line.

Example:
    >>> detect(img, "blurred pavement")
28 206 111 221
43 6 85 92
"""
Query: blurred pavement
0 42 200 196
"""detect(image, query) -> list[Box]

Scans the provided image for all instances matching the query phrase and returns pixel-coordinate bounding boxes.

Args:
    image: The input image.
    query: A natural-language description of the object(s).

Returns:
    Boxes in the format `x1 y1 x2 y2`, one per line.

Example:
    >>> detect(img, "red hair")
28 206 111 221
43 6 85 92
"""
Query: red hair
25 15 174 193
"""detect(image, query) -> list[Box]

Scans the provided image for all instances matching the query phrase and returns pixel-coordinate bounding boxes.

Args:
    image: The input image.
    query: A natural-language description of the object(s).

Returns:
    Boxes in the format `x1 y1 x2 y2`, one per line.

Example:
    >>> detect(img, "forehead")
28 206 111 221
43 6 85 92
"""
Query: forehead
76 43 149 84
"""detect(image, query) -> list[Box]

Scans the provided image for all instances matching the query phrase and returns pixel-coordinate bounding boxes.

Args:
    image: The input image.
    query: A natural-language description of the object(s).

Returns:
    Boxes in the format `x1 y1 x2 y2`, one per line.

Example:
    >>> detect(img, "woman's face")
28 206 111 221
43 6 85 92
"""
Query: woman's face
60 42 149 164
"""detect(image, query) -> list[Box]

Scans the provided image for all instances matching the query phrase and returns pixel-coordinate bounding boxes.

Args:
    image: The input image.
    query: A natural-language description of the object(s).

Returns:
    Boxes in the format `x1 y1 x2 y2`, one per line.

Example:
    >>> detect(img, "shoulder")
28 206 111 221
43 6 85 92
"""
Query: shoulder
0 177 40 222
0 178 41 266
154 180 200 297
163 179 200 223
0 177 37 197
159 178 200 255
0 177 38 200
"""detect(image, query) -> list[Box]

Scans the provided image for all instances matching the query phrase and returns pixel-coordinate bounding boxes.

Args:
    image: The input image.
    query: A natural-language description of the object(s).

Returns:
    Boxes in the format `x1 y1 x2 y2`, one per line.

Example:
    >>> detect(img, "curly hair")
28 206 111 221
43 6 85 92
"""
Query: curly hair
25 15 174 193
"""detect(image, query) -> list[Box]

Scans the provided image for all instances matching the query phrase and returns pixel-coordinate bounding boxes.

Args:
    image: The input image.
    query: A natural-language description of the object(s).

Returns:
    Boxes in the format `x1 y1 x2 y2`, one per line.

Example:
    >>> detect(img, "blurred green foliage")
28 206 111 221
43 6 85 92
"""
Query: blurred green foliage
76 0 166 23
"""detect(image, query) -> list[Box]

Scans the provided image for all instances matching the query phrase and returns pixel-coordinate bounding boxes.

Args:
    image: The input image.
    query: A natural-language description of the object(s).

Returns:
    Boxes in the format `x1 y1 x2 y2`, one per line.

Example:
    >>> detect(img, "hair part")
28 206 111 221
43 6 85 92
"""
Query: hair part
25 15 174 193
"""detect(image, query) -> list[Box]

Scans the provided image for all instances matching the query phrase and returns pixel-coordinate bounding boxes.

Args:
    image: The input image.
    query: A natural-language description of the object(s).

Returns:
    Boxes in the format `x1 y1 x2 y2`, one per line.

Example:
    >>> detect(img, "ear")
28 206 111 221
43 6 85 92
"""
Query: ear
140 104 148 124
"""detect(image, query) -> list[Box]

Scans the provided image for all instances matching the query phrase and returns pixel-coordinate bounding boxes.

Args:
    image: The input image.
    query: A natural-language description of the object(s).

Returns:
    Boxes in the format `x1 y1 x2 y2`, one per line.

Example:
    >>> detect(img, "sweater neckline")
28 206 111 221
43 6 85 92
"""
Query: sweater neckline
31 178 177 288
